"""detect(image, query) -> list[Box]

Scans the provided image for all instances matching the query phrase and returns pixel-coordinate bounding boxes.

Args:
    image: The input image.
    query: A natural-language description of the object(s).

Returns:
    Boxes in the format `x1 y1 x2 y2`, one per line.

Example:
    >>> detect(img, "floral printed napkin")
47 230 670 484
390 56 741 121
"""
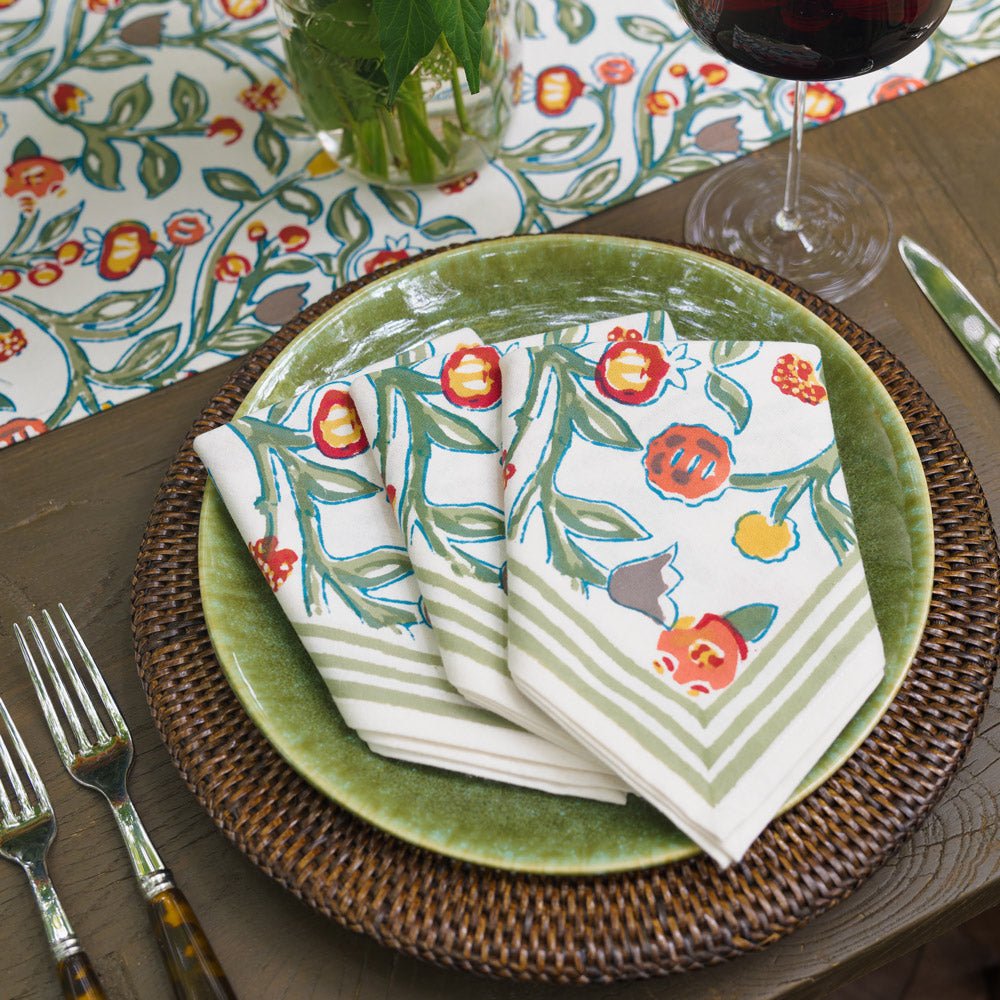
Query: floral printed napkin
193 330 628 803
499 338 885 865
350 312 676 750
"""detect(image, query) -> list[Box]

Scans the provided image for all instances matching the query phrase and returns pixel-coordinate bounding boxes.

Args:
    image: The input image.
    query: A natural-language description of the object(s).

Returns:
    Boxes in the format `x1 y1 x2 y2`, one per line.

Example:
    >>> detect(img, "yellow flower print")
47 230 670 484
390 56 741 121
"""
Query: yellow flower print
733 512 799 562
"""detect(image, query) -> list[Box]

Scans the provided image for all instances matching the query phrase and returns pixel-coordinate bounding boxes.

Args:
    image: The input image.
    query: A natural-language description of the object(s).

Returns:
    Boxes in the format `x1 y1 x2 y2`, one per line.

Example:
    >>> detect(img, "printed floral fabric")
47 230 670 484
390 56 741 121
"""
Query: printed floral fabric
499 339 886 865
0 0 996 447
349 312 675 750
192 328 630 802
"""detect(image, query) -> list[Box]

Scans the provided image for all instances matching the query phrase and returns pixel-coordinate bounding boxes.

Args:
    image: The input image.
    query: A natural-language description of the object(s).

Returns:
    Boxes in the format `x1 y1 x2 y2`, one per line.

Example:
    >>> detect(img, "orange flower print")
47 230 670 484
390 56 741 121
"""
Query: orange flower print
312 388 368 459
0 328 27 362
239 79 284 113
277 225 309 251
595 342 669 405
873 76 925 103
771 353 827 405
535 66 585 116
214 253 252 282
594 55 636 86
28 263 62 286
206 116 244 145
645 423 733 504
655 614 747 694
0 418 47 446
668 64 687 77
798 83 845 123
98 222 157 280
220 0 266 17
56 241 84 265
0 270 21 293
4 156 66 202
51 83 89 115
645 90 679 116
441 346 502 409
165 210 211 246
248 537 298 592
438 172 478 194
87 0 121 12
699 63 728 86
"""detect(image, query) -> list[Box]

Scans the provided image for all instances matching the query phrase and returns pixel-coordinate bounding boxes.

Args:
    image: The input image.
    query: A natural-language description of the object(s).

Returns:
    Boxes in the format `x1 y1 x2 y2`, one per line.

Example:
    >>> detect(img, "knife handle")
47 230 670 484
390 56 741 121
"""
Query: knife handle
147 877 236 1000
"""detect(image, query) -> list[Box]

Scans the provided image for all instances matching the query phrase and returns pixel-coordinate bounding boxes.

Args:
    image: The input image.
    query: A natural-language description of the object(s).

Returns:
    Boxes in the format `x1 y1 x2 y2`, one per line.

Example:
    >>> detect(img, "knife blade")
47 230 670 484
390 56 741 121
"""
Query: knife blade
898 236 1000 394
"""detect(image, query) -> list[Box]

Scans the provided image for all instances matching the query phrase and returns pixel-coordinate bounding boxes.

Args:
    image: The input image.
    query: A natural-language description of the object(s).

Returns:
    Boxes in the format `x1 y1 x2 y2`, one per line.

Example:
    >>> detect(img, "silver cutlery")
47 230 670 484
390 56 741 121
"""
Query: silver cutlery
15 605 236 1000
0 695 107 999
899 236 1000 395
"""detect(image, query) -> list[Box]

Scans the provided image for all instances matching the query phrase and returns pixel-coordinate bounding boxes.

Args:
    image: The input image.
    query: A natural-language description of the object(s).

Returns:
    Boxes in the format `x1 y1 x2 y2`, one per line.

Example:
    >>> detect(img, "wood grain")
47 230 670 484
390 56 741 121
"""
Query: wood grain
0 60 998 999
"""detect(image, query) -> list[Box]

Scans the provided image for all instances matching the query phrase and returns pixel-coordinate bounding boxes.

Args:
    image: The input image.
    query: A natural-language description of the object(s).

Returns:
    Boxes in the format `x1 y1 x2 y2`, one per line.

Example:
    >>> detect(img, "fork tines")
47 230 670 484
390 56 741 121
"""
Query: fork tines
14 605 129 764
0 695 50 828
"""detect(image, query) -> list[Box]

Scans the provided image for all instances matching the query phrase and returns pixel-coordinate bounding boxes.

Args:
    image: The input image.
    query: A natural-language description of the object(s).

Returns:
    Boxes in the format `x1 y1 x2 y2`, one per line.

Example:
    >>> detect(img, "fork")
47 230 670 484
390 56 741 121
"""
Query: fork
0 696 107 999
16 606 236 1000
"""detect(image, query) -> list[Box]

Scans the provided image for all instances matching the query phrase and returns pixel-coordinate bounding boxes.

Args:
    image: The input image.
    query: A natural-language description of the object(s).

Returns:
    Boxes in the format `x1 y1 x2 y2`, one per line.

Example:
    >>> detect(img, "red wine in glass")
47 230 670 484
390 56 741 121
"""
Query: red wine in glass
676 0 952 79
679 0 954 298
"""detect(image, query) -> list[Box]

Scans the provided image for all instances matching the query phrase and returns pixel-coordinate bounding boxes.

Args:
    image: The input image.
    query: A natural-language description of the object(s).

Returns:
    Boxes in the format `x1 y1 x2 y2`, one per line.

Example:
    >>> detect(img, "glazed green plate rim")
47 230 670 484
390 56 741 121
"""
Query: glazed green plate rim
198 235 933 873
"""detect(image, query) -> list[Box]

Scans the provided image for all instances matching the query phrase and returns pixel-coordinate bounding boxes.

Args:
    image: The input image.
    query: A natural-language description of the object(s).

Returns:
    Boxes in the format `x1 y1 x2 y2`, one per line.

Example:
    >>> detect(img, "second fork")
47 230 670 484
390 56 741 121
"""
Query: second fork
16 606 236 1000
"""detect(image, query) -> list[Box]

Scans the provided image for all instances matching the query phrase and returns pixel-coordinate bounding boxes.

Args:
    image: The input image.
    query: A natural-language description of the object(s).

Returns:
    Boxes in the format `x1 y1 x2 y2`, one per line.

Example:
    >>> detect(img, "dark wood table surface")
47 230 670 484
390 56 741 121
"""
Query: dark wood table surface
1 59 998 1000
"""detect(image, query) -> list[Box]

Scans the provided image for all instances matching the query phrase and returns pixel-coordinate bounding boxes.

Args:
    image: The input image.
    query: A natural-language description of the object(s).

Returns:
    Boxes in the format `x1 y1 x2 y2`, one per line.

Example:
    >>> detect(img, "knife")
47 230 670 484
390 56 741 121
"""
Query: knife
898 236 1000 394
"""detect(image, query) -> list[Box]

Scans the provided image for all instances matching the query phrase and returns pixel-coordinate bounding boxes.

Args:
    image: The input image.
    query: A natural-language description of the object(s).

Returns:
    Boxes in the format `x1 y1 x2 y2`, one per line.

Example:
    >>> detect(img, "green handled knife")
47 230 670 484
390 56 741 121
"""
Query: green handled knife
899 236 1000 394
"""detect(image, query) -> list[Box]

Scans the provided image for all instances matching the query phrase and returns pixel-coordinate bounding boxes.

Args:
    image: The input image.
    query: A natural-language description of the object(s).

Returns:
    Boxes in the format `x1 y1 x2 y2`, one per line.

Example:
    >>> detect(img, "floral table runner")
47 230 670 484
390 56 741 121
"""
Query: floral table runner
0 0 996 447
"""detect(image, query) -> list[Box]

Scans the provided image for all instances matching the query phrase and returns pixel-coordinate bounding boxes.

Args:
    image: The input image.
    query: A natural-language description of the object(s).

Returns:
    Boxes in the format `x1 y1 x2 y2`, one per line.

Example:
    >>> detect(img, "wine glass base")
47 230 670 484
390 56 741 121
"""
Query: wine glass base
684 156 892 301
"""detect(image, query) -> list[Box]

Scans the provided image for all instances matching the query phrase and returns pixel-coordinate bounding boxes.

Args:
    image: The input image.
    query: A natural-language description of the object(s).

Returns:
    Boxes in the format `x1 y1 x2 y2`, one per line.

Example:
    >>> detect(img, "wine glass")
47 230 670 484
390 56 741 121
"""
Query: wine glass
677 0 954 299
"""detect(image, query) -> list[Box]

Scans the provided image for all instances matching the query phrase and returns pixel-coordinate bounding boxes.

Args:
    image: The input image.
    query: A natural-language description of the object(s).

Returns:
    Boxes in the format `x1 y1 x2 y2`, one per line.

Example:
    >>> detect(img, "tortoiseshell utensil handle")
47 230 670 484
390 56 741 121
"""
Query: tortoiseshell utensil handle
57 950 108 1000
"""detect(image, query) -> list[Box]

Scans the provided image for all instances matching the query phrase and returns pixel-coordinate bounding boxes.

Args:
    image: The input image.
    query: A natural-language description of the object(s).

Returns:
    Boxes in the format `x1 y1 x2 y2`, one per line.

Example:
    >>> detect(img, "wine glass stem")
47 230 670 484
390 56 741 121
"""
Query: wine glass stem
775 80 806 234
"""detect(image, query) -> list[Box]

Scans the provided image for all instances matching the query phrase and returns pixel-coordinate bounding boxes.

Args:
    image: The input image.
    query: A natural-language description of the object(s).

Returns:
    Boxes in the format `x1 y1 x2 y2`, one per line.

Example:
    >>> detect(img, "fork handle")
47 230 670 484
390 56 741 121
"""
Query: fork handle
57 951 108 1000
148 877 236 1000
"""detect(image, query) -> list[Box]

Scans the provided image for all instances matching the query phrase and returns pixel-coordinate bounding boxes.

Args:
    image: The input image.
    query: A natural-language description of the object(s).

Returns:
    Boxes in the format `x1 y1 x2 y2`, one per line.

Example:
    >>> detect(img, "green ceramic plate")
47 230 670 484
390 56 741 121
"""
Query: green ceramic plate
198 235 933 874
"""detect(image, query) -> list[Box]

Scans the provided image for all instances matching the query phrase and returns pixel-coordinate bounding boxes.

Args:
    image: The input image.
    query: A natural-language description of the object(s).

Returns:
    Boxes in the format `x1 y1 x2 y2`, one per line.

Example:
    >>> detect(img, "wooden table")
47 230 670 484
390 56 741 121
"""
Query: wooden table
1 59 998 1000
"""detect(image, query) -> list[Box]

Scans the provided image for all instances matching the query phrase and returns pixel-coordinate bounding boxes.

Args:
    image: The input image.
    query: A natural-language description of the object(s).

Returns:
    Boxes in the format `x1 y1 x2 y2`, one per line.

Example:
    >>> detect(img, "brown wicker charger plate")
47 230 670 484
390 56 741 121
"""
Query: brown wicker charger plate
131 240 999 983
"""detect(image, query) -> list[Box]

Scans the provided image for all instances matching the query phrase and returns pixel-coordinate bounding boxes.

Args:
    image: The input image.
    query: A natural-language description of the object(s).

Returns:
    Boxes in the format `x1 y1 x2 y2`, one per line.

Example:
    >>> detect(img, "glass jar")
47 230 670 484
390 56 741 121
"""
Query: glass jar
274 0 521 187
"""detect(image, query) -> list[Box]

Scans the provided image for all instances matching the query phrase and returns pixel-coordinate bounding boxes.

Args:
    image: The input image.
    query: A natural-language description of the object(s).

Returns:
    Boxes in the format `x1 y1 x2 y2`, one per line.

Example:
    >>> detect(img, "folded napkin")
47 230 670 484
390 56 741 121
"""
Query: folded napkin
499 338 886 865
193 330 626 802
350 312 676 751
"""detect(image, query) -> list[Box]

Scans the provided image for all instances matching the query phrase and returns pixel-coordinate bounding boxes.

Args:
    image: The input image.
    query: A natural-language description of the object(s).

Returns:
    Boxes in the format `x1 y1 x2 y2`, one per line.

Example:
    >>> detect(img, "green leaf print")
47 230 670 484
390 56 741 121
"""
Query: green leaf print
724 604 778 643
138 139 181 197
554 0 596 43
203 168 263 203
372 186 422 227
277 186 324 224
0 392 15 412
253 119 289 175
105 78 153 130
12 137 40 161
706 370 752 433
0 48 52 92
80 137 123 191
37 203 84 249
570 391 641 449
419 215 476 240
553 494 647 542
432 504 504 540
617 15 676 45
169 74 208 125
75 48 149 70
105 325 180 385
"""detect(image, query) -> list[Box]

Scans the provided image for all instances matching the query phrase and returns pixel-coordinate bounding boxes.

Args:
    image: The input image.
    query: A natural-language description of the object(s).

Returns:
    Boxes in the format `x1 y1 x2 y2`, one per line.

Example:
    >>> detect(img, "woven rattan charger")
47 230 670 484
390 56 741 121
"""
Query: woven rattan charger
131 240 1000 983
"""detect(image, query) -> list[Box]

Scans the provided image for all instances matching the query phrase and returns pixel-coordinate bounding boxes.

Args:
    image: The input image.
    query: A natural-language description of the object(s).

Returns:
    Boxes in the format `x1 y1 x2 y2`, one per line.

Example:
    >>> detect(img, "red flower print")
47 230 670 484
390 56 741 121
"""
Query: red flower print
0 328 27 362
98 222 157 280
595 342 669 405
247 221 267 242
438 172 478 194
0 269 20 292
165 211 210 246
28 263 62 286
4 156 66 202
503 463 516 486
206 116 244 145
214 253 252 282
278 225 309 251
645 91 678 116
220 0 266 17
0 418 47 447
239 79 284 113
655 614 747 694
771 353 827 405
873 75 925 103
386 484 397 505
645 423 733 504
56 240 84 265
87 0 121 12
440 346 502 409
248 537 298 592
594 55 635 86
51 83 89 115
364 248 409 274
312 388 368 459
606 326 642 342
797 83 845 123
535 66 585 116
699 63 728 86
